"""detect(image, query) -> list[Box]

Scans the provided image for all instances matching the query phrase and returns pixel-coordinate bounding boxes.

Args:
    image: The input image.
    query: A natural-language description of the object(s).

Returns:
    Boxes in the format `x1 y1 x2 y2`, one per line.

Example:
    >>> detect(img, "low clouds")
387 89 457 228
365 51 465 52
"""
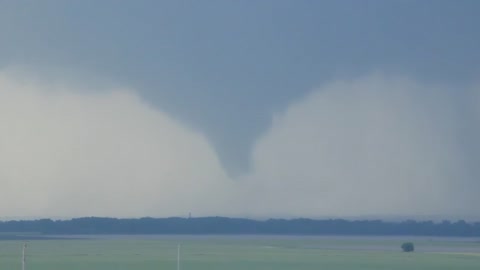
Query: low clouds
1 71 479 219
245 75 479 218
0 71 232 218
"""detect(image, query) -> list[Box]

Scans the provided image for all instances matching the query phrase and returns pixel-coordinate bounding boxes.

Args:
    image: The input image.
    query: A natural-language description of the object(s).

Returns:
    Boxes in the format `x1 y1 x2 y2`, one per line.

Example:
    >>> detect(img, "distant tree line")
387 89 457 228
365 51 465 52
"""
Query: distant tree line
0 217 479 236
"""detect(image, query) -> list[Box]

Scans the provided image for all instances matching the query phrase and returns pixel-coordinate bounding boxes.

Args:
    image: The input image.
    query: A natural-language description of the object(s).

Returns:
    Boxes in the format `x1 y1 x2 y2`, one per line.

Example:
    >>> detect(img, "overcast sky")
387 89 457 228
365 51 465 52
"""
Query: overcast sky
0 0 479 220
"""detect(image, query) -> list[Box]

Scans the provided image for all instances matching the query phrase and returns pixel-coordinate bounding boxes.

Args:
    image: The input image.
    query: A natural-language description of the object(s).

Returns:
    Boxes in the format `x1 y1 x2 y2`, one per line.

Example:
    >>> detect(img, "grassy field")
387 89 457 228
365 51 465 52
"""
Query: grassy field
1 235 479 269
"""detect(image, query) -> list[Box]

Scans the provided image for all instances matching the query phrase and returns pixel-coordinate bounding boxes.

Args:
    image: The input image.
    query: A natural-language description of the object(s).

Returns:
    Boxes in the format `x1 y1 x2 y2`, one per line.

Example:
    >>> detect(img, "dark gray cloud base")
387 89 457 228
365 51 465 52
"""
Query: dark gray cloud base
1 0 480 175
1 71 479 219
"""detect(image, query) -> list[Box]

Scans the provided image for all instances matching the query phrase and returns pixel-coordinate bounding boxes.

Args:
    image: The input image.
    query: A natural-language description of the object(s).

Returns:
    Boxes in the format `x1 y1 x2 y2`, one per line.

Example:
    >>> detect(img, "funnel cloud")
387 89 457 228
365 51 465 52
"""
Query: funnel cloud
0 71 479 219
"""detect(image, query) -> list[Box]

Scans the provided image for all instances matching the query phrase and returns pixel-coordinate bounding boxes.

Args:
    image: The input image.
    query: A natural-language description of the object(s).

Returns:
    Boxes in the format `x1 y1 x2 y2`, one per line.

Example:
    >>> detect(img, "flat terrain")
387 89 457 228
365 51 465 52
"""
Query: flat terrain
1 235 480 269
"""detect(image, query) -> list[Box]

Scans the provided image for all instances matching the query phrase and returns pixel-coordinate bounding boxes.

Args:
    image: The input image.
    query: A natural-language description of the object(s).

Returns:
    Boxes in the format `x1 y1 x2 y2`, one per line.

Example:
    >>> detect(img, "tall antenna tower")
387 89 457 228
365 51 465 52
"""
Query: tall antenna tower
22 243 27 270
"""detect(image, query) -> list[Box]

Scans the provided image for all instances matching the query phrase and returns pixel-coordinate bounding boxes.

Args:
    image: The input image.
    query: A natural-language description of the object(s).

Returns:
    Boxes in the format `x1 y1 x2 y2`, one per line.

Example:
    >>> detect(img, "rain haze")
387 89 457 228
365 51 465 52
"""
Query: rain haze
0 0 479 220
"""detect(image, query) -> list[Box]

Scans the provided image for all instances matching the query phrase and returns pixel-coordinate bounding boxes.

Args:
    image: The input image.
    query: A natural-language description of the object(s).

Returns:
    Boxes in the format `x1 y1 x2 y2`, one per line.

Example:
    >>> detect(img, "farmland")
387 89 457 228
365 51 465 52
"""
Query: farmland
1 235 480 269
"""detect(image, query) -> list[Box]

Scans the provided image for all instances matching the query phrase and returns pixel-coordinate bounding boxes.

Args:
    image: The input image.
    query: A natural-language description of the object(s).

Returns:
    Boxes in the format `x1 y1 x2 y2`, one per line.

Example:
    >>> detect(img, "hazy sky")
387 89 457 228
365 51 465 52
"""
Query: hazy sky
0 0 479 219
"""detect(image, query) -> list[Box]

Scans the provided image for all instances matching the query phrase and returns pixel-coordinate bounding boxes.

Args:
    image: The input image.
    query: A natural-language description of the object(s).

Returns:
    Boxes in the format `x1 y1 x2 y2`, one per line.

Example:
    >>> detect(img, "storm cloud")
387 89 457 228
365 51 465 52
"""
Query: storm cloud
0 71 233 218
243 75 480 219
1 71 479 219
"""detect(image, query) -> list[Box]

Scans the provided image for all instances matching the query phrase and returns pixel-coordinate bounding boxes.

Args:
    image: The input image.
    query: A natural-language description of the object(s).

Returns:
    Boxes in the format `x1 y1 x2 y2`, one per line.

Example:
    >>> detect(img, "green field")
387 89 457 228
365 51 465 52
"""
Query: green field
1 236 479 269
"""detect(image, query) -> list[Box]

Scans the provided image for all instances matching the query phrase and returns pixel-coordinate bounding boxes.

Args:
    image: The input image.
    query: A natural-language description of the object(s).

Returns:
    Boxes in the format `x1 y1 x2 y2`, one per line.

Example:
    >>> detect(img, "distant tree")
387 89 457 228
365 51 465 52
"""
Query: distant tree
401 242 414 252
